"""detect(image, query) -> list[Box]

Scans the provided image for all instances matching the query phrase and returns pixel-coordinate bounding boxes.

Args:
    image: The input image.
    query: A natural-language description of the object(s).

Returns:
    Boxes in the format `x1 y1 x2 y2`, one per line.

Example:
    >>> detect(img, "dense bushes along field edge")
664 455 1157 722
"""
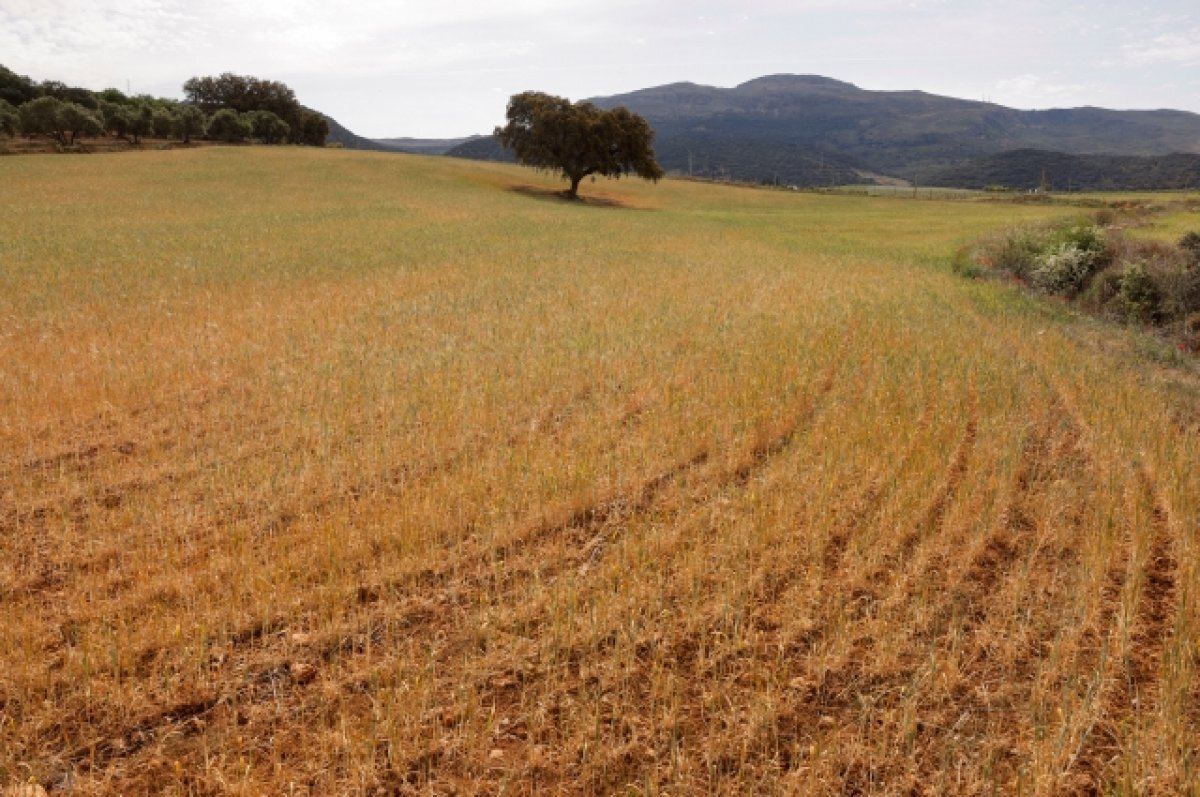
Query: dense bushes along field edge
956 212 1200 352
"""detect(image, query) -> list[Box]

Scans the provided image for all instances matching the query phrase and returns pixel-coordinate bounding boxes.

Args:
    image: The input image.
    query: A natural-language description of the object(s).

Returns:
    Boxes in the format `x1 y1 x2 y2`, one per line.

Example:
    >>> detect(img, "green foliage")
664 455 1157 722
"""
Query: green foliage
1081 267 1123 313
975 227 1048 280
57 102 103 143
1147 255 1200 320
0 64 38 107
1049 219 1106 262
18 96 61 137
97 88 133 106
247 110 290 144
206 108 252 143
495 91 664 198
972 217 1107 288
969 215 1200 345
99 101 132 139
18 96 102 146
1 63 327 150
0 98 17 137
1031 243 1096 296
1116 264 1163 324
183 73 297 117
39 80 99 110
183 72 325 146
174 106 207 144
128 104 155 144
98 100 156 144
294 110 329 147
152 108 176 138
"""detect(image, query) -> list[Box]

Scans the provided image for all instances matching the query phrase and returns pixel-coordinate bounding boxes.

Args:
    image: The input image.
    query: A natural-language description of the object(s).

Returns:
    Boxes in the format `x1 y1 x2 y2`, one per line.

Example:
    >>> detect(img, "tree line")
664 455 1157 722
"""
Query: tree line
0 66 328 148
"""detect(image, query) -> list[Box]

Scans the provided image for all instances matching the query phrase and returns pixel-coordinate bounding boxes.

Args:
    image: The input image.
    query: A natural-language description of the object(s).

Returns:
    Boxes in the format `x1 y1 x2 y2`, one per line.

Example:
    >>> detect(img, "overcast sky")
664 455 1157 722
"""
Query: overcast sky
3 0 1198 138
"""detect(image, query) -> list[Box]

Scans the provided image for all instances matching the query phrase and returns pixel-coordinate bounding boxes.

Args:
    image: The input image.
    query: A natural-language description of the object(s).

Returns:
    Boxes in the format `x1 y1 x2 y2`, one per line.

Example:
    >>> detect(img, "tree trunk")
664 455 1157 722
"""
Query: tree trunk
567 174 582 199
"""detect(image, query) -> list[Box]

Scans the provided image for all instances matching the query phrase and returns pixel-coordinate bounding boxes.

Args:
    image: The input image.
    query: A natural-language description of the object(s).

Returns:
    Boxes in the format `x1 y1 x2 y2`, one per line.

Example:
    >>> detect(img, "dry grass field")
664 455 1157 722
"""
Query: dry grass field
1 148 1198 795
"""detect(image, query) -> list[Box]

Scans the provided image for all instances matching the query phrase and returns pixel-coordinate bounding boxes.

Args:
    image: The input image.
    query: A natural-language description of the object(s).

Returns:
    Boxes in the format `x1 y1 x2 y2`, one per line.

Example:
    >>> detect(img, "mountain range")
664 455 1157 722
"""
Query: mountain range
433 75 1200 190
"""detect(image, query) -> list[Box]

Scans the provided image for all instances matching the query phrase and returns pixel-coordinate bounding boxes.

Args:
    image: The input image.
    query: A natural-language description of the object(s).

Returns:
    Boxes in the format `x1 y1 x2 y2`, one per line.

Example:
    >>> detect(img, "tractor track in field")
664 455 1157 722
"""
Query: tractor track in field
1068 463 1181 789
255 380 603 537
323 364 845 776
495 359 840 574
1128 466 1180 701
72 363 842 783
967 312 1186 790
836 382 979 627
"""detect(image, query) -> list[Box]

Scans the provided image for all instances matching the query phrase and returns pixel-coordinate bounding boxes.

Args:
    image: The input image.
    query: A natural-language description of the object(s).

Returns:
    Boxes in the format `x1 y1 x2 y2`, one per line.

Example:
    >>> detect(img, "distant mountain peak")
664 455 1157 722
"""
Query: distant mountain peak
451 73 1200 191
734 74 859 92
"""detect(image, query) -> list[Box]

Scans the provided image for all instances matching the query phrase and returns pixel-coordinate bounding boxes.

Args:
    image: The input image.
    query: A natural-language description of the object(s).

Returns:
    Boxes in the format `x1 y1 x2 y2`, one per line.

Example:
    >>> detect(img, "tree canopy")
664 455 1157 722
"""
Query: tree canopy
0 99 17 137
206 108 252 143
0 64 330 149
183 73 297 118
18 96 102 146
495 91 664 199
183 72 327 146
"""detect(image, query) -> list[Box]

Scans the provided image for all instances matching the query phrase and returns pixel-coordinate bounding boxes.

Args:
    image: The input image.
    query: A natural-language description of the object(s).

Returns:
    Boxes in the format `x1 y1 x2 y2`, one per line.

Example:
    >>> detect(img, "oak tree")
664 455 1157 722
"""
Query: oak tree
495 91 663 199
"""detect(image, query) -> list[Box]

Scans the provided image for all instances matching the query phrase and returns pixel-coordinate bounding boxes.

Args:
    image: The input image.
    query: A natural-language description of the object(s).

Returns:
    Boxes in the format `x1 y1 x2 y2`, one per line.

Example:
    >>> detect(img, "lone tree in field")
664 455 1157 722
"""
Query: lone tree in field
495 91 664 199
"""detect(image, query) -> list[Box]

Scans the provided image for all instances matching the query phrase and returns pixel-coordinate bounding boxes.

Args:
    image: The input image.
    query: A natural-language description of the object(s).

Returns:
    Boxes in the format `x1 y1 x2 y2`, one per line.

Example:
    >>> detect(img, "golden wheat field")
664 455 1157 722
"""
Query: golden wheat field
1 148 1198 795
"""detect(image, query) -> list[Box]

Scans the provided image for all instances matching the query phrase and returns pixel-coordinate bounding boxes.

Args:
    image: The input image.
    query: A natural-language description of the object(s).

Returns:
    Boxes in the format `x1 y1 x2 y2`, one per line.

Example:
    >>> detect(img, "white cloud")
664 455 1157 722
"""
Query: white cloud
1120 29 1200 66
993 74 1093 107
1 0 1197 135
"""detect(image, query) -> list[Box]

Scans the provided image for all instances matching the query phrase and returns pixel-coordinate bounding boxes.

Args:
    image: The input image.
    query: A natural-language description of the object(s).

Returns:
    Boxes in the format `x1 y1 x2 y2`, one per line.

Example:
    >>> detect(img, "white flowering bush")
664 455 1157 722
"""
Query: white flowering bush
1030 242 1096 296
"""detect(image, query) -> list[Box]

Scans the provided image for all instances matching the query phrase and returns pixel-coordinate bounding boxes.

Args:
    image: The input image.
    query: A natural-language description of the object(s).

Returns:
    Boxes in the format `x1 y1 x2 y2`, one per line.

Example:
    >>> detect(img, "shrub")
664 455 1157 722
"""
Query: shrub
967 217 1200 352
973 226 1044 279
1180 231 1200 263
971 218 1108 285
1081 268 1123 313
1050 219 1106 262
1030 243 1096 296
1116 264 1163 324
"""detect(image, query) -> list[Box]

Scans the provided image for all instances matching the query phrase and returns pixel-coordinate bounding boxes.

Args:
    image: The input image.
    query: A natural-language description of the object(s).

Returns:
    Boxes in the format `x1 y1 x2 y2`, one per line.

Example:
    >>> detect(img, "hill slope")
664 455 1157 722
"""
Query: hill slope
928 149 1200 191
322 114 404 152
590 75 1200 180
446 75 1200 187
373 136 481 155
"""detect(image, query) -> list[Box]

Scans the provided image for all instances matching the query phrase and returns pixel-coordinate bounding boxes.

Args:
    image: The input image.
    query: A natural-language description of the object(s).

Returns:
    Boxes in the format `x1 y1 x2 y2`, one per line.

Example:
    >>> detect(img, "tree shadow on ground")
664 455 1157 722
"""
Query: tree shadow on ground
506 184 644 210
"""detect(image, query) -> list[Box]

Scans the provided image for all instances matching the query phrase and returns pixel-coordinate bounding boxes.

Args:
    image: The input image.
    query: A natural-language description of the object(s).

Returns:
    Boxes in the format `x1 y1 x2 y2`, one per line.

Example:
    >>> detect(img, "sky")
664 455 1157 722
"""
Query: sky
2 0 1198 138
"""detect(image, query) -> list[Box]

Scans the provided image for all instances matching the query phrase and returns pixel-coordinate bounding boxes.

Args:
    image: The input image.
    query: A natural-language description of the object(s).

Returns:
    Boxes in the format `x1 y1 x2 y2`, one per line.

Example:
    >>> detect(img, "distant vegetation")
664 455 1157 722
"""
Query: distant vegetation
960 212 1200 350
930 149 1200 192
0 65 328 150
